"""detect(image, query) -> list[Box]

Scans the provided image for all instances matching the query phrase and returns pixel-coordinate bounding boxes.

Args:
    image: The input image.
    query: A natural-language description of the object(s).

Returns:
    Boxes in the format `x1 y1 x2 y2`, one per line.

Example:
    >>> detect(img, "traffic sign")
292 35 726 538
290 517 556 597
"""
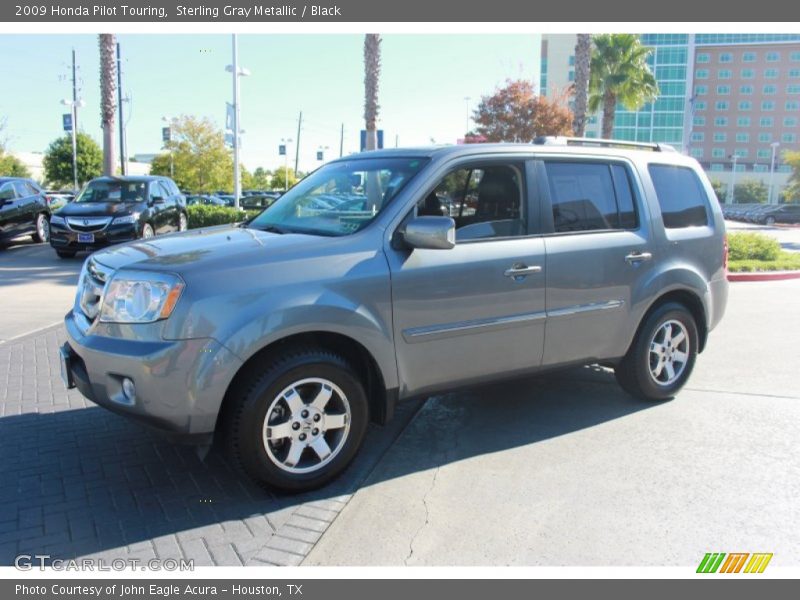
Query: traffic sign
62 113 73 132
360 129 384 152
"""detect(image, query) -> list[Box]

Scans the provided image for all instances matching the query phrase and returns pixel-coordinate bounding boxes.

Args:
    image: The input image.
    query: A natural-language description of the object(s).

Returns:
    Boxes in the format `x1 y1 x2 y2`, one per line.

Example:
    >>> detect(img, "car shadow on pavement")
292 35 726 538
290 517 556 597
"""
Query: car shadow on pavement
0 241 83 288
0 363 653 565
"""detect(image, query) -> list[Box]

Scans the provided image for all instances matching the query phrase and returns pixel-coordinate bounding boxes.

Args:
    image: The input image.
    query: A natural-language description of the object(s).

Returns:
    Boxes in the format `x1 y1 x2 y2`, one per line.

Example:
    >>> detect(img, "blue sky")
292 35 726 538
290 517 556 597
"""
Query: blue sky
0 34 540 173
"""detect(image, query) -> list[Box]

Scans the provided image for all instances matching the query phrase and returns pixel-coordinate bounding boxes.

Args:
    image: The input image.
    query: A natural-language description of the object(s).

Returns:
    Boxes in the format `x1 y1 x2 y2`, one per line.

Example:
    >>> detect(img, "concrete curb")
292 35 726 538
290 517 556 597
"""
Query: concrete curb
728 270 800 282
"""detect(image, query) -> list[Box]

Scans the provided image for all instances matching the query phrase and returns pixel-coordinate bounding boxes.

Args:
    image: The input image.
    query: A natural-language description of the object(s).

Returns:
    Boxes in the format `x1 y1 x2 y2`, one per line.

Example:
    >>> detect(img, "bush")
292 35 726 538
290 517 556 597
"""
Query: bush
186 205 260 229
727 232 781 262
728 253 800 272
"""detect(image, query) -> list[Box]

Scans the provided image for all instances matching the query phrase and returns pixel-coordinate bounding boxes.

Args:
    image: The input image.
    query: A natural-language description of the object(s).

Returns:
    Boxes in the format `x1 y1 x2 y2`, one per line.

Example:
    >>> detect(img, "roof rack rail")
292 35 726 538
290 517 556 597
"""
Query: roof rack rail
532 136 677 153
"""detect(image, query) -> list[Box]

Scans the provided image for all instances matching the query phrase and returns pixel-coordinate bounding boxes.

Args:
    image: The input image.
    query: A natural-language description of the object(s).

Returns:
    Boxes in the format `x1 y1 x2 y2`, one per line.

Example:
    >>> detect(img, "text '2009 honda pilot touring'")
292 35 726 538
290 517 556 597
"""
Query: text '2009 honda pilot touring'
60 138 728 491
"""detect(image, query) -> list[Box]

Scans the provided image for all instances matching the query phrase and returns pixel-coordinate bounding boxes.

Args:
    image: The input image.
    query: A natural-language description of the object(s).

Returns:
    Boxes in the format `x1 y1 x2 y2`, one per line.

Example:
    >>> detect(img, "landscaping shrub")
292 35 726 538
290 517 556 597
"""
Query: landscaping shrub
186 205 261 229
727 232 781 262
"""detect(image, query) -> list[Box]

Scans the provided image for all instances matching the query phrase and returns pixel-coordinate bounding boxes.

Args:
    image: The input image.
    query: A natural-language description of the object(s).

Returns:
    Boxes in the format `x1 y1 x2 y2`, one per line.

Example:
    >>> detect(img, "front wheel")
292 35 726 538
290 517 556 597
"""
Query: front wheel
221 348 369 492
141 223 155 239
765 216 776 226
178 212 188 232
32 214 50 243
615 302 699 401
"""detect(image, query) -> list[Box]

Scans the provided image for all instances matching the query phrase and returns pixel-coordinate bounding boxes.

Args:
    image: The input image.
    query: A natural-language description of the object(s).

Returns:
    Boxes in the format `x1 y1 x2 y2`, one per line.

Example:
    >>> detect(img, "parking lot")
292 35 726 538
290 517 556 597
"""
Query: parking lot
1 226 799 567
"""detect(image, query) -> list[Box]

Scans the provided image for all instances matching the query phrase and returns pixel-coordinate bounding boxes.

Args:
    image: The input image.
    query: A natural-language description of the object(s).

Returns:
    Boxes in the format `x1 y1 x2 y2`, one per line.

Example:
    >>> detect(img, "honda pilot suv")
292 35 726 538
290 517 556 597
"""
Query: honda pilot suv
60 139 728 491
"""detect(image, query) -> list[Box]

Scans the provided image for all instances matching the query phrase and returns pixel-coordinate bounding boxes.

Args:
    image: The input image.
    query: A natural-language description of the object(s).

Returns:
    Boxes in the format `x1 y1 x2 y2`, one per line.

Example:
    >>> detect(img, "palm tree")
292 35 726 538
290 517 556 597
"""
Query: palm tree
98 34 117 176
588 34 658 139
572 34 592 136
363 34 381 151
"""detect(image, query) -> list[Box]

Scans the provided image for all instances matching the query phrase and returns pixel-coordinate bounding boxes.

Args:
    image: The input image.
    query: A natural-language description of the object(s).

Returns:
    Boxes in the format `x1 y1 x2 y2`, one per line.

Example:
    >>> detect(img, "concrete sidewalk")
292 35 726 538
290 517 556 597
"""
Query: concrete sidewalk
306 280 800 566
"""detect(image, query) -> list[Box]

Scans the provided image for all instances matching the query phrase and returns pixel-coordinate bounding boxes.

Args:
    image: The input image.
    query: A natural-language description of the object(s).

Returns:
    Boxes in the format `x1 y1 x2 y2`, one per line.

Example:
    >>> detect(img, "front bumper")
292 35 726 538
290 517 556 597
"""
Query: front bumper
62 311 242 443
50 222 139 252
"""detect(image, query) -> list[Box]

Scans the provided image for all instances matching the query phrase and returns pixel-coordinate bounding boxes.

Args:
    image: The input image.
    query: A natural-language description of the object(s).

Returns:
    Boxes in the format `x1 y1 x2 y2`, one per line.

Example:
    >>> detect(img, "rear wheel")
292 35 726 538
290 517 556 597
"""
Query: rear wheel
221 348 369 492
32 214 50 243
615 302 699 401
765 216 776 226
56 250 76 259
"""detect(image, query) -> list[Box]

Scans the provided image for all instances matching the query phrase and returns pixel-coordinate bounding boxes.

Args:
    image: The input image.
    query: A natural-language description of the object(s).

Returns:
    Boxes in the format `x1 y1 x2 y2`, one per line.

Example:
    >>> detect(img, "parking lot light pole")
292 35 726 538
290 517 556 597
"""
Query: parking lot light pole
161 116 174 178
61 98 84 192
281 138 293 192
226 35 250 211
768 142 780 204
727 154 738 204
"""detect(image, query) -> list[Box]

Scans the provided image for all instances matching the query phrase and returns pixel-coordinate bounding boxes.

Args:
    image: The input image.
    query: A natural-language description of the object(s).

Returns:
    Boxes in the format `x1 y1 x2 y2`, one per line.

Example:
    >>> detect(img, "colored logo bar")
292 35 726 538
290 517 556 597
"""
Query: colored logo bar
697 553 773 573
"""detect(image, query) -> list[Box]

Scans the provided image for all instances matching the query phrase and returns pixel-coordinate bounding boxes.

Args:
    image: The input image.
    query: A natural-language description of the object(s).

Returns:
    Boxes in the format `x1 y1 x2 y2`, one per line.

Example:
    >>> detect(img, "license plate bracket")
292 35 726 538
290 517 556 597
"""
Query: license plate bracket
77 232 95 243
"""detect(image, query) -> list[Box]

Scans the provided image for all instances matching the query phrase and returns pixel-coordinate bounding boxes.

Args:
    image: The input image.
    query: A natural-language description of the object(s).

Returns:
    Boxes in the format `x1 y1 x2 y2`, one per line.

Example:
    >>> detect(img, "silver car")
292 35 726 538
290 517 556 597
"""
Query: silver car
60 138 728 491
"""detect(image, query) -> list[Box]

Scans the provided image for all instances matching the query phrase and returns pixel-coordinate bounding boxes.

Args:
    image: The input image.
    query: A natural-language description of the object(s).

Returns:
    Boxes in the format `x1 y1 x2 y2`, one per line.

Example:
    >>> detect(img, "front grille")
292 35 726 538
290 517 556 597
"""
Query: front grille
67 217 112 232
78 259 113 323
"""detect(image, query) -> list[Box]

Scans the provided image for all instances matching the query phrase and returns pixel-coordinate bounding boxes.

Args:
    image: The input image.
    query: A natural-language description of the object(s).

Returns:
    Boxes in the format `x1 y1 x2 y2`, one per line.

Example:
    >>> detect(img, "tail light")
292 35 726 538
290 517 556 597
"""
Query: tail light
723 234 729 271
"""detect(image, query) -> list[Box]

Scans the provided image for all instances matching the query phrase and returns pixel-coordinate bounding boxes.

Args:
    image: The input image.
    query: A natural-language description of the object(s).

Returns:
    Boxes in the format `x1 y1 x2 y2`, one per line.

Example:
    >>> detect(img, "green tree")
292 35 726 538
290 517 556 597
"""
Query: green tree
42 133 102 188
589 34 659 139
784 150 800 202
733 179 768 204
572 34 592 136
473 79 574 142
270 167 298 191
710 179 726 203
149 115 234 193
0 152 31 178
251 167 272 189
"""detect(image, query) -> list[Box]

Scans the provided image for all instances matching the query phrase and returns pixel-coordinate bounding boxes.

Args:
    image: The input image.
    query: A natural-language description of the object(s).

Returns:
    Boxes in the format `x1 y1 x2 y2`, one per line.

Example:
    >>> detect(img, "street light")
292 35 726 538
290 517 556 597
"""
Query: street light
61 98 85 192
161 116 175 178
727 154 738 205
226 34 250 210
768 142 781 205
280 138 293 192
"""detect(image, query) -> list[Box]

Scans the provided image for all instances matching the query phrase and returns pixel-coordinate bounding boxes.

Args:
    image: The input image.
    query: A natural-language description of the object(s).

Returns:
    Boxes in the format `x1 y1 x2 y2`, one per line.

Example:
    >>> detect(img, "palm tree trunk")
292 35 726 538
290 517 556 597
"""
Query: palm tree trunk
572 34 591 136
363 34 381 151
99 34 117 176
601 90 616 139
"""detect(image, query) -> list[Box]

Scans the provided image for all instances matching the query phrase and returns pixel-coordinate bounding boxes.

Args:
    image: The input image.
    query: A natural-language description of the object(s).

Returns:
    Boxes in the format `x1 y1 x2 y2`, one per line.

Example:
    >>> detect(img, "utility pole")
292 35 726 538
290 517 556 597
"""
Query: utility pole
339 123 344 157
71 49 79 132
294 111 302 174
231 35 241 209
395 134 399 148
116 42 127 175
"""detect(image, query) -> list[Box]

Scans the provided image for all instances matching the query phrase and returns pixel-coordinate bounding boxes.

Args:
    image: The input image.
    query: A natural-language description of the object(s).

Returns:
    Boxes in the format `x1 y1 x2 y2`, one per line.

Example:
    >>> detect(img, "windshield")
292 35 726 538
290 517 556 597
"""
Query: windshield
75 180 147 203
248 157 429 236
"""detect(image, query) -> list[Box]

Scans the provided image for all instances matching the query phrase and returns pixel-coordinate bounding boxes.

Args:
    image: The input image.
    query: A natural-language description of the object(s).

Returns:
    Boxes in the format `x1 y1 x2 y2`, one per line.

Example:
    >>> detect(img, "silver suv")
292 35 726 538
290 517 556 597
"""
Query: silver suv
60 138 728 491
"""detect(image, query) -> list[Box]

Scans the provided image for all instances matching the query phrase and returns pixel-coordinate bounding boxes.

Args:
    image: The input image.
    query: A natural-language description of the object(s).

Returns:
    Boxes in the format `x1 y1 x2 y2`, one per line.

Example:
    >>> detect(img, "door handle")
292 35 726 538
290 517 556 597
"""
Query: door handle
625 251 653 264
504 264 542 279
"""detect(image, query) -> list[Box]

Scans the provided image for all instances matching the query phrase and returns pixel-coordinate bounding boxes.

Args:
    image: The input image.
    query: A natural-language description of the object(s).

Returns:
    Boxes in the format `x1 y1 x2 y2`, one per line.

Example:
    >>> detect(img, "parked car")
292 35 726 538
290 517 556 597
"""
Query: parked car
187 194 228 207
49 175 188 258
44 190 75 211
0 177 50 246
753 204 800 225
241 195 277 210
60 139 728 491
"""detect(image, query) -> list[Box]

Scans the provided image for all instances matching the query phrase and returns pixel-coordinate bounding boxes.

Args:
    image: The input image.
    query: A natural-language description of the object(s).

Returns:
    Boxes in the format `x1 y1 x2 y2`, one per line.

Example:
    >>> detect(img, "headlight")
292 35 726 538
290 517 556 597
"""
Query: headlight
112 214 139 225
50 215 66 226
99 271 184 323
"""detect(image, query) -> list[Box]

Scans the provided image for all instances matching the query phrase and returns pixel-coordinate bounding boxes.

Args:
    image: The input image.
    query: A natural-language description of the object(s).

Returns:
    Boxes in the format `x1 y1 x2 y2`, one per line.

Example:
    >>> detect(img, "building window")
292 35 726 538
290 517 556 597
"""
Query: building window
753 164 768 173
717 85 731 95
713 132 727 142
786 100 800 111
738 101 752 111
743 52 757 63
763 85 777 95
695 69 708 79
734 149 749 158
741 68 755 79
715 101 729 111
782 133 798 143
757 149 771 159
712 148 725 158
697 53 710 63
792 51 800 62
711 164 724 172
759 117 774 128
739 85 754 95
764 68 779 79
790 69 800 78
694 116 706 127
788 84 800 94
568 55 575 66
766 51 780 62
719 53 733 63
695 85 707 96
718 69 732 79
761 101 775 111
778 165 792 173
691 132 705 142
714 117 728 127
690 148 704 158
737 116 751 127
736 133 750 143
758 132 773 143
784 117 798 127
695 101 707 111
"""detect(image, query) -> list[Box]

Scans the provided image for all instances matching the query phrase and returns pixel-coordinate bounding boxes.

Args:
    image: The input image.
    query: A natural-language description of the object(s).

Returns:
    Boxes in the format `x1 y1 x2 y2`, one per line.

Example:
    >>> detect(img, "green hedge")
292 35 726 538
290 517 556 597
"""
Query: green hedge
727 232 781 262
729 254 800 272
186 205 261 229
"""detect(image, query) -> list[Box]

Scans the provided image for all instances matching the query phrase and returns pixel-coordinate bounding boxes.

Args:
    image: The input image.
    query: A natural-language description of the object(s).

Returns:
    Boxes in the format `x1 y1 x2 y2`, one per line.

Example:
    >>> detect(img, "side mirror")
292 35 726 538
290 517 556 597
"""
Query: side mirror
402 216 456 250
150 195 165 206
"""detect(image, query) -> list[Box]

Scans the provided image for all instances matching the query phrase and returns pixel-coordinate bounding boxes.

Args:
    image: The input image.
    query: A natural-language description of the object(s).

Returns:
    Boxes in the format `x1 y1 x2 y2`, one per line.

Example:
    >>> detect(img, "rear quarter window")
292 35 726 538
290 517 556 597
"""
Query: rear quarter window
648 164 710 228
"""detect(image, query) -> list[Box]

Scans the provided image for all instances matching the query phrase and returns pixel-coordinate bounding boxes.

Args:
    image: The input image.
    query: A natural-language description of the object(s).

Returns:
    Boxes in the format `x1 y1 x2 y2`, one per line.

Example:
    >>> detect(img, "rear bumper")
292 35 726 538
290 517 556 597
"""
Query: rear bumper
63 311 242 442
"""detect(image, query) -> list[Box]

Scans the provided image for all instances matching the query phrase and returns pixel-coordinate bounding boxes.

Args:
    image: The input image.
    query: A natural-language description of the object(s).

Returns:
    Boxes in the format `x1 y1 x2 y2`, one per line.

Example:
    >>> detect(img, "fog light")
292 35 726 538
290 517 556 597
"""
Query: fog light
122 377 136 402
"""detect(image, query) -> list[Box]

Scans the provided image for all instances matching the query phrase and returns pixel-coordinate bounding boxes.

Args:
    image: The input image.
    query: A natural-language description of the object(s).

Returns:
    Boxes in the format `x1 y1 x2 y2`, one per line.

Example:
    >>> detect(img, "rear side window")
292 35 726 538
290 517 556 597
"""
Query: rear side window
545 161 638 232
648 165 710 228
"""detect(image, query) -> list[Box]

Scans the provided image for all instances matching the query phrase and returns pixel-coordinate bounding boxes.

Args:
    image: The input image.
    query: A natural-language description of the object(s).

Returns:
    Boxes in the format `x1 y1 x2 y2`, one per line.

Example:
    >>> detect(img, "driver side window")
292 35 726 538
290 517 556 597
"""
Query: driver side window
415 164 526 241
0 182 16 201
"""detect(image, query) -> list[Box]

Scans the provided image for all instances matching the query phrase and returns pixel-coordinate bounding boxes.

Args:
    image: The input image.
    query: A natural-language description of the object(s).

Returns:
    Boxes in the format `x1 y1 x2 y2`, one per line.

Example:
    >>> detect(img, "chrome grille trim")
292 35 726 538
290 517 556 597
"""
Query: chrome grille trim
67 216 113 232
78 259 114 323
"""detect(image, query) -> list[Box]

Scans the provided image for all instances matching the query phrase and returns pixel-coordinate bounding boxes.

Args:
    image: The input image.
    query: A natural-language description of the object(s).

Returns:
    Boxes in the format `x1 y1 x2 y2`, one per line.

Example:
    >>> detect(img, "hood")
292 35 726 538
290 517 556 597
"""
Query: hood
90 224 347 275
58 201 143 217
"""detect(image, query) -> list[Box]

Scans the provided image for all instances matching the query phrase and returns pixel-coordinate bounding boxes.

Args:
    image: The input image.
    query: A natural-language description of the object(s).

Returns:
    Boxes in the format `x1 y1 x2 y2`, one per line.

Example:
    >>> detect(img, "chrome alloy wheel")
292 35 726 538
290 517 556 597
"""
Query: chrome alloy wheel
648 319 690 386
179 213 188 231
37 214 50 242
262 378 351 474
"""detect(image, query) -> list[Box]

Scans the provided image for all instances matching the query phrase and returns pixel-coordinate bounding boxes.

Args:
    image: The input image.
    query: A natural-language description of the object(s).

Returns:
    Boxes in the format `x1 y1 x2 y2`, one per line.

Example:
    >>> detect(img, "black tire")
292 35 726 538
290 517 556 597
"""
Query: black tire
221 348 369 492
141 223 155 239
615 302 699 401
32 213 50 243
765 216 776 226
56 250 77 259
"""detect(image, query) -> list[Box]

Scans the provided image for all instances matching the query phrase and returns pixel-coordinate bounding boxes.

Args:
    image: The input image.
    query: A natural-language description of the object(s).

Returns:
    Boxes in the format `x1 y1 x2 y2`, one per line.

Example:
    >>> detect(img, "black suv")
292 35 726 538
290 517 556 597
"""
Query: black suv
49 176 188 258
0 177 51 246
